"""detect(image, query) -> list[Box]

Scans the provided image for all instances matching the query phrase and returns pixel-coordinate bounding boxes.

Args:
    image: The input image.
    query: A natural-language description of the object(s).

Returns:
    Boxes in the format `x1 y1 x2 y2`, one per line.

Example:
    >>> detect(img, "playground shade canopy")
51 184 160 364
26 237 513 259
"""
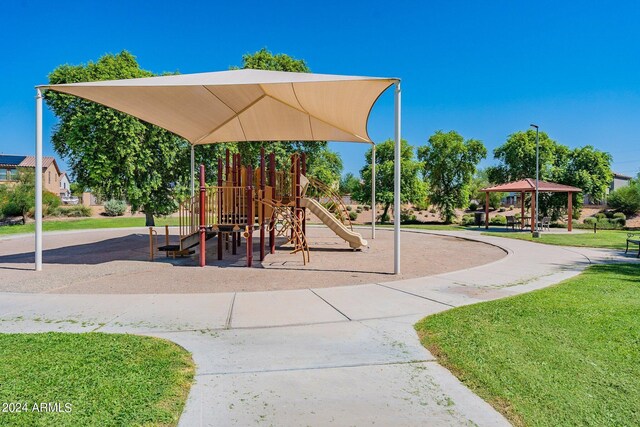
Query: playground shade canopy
39 69 397 144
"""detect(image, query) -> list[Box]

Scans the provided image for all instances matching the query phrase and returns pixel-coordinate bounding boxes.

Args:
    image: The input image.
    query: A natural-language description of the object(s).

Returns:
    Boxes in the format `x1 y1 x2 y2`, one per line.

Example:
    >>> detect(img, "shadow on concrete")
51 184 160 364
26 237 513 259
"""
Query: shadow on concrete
0 234 185 267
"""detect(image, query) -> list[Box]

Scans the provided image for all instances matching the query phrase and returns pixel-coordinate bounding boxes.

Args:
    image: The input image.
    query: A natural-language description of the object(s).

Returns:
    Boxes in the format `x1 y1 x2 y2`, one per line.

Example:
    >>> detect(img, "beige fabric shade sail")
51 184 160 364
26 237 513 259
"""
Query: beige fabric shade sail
39 69 398 145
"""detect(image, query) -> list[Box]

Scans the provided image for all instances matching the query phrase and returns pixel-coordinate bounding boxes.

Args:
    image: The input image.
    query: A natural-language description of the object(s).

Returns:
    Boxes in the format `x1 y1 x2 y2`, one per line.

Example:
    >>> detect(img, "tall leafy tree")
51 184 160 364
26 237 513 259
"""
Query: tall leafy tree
339 172 361 196
487 130 612 219
232 48 342 184
486 130 564 183
45 51 189 226
418 131 487 223
355 139 427 222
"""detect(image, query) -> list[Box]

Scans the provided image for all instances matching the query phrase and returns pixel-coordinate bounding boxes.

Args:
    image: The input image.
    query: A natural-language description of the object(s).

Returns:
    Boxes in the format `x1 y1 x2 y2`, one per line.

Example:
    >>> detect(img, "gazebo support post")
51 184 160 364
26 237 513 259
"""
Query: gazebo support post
393 82 401 275
567 192 573 232
371 145 376 239
485 192 489 229
520 191 525 229
530 192 536 233
35 88 43 271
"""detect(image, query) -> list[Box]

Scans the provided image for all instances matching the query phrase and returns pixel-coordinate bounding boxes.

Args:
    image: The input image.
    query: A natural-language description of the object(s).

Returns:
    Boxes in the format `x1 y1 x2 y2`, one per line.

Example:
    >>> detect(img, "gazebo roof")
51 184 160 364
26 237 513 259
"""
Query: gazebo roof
481 178 581 193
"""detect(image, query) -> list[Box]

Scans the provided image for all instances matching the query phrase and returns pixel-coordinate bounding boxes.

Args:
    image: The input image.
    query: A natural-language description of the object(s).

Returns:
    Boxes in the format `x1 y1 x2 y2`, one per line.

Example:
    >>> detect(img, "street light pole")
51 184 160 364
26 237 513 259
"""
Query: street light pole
530 124 540 238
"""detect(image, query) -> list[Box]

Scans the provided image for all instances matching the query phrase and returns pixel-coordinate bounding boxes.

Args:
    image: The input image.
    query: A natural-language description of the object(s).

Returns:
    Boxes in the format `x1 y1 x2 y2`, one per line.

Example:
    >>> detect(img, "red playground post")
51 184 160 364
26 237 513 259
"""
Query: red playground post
269 152 276 254
217 158 223 260
246 166 254 267
199 164 206 267
260 148 266 262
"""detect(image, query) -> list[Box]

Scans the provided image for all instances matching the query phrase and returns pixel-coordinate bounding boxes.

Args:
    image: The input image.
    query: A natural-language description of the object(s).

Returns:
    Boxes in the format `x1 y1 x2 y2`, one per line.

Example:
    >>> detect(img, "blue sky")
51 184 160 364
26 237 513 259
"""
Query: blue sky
2 0 639 178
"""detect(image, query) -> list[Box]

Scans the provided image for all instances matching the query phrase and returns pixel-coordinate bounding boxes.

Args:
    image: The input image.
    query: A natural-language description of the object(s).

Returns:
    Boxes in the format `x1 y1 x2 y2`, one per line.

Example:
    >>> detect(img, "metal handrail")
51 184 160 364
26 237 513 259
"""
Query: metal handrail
306 176 353 231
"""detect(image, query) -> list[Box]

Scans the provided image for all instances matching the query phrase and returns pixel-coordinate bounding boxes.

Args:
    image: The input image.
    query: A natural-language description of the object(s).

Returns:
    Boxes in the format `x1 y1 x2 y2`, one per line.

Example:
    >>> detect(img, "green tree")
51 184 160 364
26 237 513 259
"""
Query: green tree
355 139 427 223
232 48 341 180
417 131 487 223
469 169 503 210
487 130 612 220
608 179 640 215
2 171 36 224
486 129 565 183
339 172 361 196
45 51 189 226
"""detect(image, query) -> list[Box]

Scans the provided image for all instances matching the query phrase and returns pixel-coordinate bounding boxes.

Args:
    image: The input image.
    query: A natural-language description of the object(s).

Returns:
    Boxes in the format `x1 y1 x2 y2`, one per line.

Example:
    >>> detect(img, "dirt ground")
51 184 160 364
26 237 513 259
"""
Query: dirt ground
0 227 505 294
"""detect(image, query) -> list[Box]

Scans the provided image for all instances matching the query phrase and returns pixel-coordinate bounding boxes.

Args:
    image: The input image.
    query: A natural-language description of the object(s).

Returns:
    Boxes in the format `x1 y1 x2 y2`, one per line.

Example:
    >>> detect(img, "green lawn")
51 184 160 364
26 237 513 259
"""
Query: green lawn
416 263 640 426
0 216 179 236
482 229 632 250
0 333 194 427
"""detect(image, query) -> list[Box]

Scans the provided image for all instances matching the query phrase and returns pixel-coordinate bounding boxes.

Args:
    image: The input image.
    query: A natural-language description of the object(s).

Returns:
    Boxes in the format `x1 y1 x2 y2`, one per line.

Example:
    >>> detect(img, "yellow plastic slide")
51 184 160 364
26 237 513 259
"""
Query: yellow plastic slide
300 197 368 249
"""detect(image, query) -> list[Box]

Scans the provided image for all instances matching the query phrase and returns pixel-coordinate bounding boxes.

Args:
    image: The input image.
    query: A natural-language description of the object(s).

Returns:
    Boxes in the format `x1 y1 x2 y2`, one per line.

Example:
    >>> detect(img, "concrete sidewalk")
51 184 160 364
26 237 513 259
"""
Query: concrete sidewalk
0 230 635 426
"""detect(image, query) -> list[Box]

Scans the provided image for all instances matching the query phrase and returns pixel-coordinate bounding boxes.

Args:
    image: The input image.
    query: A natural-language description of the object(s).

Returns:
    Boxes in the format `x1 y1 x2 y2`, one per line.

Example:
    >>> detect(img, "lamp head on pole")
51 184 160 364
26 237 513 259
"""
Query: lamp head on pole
530 123 539 129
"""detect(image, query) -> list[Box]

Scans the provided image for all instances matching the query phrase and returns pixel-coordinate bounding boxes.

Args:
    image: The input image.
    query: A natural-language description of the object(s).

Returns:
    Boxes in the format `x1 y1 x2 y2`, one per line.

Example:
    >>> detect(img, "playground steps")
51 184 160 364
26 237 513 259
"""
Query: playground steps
180 229 218 251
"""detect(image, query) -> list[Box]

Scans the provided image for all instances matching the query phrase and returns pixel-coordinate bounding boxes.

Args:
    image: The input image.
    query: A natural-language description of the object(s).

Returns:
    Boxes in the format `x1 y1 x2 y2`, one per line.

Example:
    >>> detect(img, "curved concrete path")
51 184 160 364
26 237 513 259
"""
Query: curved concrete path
0 229 634 426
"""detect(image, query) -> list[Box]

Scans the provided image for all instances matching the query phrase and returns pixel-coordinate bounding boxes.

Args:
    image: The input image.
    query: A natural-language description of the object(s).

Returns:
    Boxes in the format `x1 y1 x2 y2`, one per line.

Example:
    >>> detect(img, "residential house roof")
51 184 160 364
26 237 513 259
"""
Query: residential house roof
0 155 27 168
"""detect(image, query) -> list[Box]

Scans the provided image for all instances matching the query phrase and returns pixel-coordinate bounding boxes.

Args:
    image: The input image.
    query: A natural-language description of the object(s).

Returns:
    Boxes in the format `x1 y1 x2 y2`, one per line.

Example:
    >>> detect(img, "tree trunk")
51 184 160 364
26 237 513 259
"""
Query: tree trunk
145 211 155 227
382 203 391 223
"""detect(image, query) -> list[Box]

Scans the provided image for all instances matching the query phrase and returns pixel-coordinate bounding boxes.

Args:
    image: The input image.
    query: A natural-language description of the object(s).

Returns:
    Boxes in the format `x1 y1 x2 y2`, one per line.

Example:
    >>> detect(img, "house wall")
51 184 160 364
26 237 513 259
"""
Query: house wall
43 164 60 195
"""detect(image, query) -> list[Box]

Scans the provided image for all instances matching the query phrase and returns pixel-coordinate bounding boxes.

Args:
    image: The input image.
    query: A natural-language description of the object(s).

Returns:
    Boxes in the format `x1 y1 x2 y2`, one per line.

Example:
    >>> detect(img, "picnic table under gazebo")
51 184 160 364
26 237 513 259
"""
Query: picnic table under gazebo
481 179 582 232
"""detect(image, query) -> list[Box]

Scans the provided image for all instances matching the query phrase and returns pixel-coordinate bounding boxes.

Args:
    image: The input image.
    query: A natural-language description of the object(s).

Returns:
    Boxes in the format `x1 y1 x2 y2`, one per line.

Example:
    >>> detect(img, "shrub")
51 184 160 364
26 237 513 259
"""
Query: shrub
613 212 626 220
613 217 626 226
509 205 514 210
348 211 358 221
104 199 127 216
498 207 506 212
414 200 429 211
346 205 352 211
51 205 91 217
356 207 362 213
469 202 478 211
363 205 370 211
583 217 597 225
608 184 640 215
43 191 61 215
380 212 390 223
490 214 507 225
595 213 607 220
461 214 475 226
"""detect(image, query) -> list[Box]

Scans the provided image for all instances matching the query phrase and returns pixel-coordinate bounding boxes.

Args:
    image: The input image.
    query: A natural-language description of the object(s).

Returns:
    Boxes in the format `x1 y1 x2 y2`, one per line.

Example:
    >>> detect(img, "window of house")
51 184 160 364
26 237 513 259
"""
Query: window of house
48 171 51 184
0 168 7 181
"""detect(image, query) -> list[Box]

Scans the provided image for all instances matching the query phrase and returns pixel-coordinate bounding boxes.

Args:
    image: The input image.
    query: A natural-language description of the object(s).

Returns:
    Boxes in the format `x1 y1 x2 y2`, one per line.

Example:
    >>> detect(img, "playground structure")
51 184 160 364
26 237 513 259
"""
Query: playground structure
153 148 367 267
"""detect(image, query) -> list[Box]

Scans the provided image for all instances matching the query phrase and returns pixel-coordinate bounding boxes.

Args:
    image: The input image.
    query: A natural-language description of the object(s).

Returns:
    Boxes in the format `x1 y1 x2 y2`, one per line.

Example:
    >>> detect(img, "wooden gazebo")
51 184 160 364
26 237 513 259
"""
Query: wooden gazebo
481 179 582 232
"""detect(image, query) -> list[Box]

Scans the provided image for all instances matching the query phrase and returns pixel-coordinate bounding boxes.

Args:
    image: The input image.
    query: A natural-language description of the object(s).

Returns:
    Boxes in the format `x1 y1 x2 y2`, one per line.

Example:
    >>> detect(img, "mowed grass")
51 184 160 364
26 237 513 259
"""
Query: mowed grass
0 333 194 427
0 216 179 236
483 229 633 250
415 263 640 426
